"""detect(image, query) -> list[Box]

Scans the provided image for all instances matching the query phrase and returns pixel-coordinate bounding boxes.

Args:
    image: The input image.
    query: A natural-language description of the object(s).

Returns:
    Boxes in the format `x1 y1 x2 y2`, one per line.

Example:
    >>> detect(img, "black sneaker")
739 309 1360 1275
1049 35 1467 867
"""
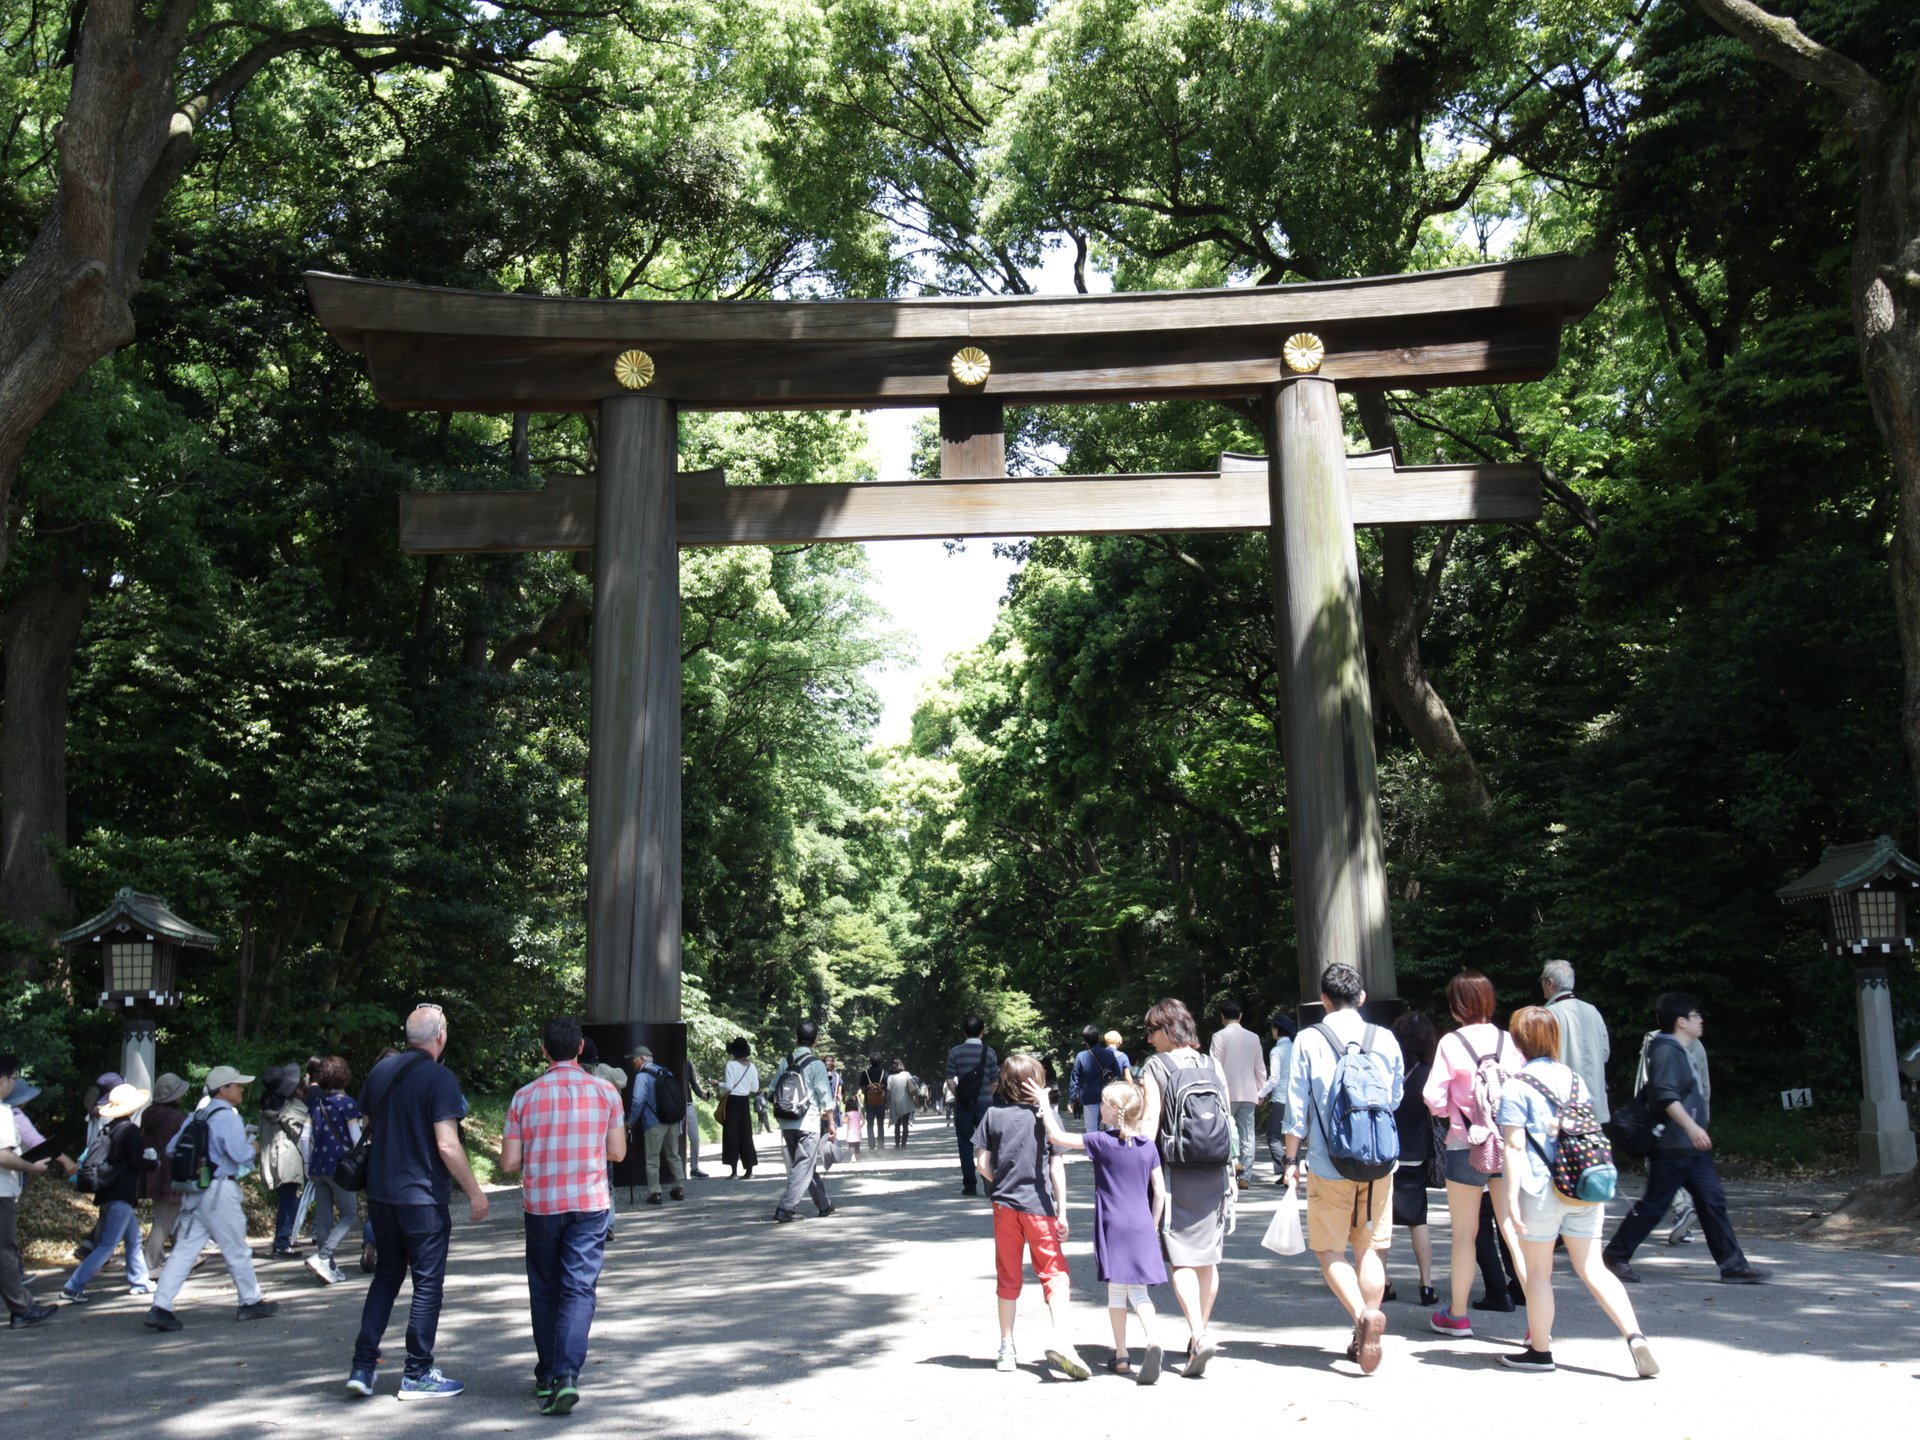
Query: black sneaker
9 1304 56 1329
1499 1347 1555 1372
235 1300 280 1322
1472 1292 1517 1312
543 1374 579 1416
1418 1286 1439 1308
1720 1264 1770 1284
1603 1255 1640 1284
144 1307 184 1332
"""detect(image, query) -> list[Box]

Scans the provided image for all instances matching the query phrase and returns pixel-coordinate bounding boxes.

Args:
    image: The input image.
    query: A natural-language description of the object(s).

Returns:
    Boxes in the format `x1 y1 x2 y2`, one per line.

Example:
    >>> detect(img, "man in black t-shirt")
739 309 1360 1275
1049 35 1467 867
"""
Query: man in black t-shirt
944 1018 1000 1197
348 1005 490 1400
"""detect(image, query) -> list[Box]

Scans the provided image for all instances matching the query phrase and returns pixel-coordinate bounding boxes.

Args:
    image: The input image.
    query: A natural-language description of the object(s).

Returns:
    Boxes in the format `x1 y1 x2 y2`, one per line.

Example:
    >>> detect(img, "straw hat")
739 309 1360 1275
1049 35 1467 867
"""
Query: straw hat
99 1082 151 1120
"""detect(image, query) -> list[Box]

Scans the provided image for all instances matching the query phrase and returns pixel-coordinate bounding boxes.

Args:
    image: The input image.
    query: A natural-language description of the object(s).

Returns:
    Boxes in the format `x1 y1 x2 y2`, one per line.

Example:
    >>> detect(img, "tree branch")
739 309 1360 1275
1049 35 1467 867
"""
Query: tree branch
1693 0 1888 140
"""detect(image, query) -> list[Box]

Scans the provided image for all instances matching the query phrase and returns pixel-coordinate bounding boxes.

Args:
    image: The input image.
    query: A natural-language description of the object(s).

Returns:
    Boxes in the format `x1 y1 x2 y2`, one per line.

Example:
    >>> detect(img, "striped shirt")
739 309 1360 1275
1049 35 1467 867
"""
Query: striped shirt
504 1062 621 1216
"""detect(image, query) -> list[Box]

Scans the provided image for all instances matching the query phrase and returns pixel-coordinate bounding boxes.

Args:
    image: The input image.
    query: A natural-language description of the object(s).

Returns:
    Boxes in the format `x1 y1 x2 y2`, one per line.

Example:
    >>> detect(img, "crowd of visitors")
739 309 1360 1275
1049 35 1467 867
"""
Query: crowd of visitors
0 958 1784 1408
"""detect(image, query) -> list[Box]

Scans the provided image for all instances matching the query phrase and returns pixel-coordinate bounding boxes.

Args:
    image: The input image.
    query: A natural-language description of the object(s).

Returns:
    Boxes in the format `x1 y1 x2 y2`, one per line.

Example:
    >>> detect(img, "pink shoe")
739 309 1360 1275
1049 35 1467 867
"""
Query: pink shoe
1429 1307 1473 1338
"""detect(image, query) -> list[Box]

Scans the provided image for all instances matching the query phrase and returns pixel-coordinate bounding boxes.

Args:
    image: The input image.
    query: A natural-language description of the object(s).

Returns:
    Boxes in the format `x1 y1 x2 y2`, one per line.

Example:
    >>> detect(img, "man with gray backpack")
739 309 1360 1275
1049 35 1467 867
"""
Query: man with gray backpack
1281 964 1404 1375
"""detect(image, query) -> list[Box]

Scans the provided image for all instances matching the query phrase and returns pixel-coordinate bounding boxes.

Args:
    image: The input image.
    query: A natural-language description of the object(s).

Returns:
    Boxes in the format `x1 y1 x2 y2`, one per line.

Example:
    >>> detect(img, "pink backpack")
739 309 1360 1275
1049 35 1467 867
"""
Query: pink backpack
1452 1031 1509 1175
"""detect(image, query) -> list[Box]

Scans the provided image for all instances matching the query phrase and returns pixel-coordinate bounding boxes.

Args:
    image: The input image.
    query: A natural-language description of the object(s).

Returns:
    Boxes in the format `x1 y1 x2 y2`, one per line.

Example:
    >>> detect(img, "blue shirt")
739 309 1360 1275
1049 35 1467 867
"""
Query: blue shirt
361 1049 468 1208
307 1090 363 1178
1284 1010 1405 1175
1070 1045 1127 1105
1496 1058 1578 1197
627 1065 670 1131
166 1097 254 1180
770 1047 833 1132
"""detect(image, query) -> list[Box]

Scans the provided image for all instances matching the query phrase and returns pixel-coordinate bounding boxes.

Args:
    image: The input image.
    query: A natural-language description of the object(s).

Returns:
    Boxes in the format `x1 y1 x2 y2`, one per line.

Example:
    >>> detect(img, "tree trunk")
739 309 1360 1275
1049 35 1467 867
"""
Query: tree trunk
1351 394 1495 811
1690 0 1920 822
0 575 92 957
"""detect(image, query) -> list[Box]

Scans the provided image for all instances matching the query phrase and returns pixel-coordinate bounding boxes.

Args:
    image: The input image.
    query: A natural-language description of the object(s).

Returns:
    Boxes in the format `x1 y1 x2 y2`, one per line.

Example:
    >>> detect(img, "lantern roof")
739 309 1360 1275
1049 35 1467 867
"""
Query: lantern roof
1776 836 1920 904
56 887 219 949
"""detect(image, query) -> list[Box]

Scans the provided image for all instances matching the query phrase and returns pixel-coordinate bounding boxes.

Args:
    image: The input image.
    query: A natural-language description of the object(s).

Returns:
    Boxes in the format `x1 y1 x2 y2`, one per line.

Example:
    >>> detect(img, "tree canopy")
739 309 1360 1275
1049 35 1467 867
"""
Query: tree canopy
1 0 1915 1143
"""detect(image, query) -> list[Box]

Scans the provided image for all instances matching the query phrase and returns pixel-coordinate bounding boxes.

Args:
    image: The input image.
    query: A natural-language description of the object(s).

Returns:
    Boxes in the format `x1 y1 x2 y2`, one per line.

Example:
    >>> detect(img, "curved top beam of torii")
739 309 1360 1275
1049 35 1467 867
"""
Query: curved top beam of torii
303 252 1610 414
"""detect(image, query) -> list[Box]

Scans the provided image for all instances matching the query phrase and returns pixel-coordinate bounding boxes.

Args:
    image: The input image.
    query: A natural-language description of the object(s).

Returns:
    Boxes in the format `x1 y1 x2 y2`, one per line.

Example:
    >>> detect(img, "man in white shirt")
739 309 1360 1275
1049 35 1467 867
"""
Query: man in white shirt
0 1054 56 1329
1258 1013 1296 1183
1208 1000 1267 1192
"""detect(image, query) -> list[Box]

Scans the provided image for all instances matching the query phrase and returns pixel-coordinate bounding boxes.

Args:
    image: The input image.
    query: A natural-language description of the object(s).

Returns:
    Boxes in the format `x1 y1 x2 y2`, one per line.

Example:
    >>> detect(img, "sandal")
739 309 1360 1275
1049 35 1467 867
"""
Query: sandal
1109 1355 1133 1376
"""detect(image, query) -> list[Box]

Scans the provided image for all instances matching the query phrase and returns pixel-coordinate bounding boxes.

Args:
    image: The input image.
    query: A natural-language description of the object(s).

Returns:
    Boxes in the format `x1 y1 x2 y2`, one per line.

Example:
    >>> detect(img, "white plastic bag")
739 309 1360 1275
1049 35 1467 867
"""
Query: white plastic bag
1261 1185 1305 1256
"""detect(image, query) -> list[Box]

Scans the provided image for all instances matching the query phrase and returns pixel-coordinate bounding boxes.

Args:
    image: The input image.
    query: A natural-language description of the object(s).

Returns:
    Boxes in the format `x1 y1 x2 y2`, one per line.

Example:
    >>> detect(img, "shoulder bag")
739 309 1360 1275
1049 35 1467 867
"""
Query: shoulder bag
332 1050 431 1192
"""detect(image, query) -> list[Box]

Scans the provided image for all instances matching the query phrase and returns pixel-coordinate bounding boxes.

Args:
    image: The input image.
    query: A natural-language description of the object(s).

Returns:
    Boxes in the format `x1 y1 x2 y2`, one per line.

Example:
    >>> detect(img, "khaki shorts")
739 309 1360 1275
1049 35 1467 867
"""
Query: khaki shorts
1306 1172 1393 1254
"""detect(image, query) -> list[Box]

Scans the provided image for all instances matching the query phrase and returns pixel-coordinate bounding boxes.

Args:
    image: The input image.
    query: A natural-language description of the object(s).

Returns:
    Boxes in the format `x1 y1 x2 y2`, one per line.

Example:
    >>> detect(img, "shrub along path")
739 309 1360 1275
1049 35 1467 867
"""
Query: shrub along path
8 1133 1917 1437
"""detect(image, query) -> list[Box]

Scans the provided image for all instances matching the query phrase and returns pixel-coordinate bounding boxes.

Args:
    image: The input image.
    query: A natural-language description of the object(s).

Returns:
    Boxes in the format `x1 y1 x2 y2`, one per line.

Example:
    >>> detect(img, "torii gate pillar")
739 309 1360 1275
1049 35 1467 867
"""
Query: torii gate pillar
1267 377 1396 1020
583 394 685 1086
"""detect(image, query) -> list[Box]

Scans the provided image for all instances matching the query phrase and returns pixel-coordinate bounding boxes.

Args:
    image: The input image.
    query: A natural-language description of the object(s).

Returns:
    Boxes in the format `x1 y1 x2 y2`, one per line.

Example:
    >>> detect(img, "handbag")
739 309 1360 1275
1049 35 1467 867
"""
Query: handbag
1260 1183 1305 1256
332 1050 430 1192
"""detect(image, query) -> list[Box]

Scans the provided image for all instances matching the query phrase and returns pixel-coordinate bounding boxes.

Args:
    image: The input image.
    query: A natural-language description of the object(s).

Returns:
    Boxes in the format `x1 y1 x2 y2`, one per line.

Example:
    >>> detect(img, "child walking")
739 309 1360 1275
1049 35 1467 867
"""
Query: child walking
974 1054 1090 1379
1029 1074 1169 1384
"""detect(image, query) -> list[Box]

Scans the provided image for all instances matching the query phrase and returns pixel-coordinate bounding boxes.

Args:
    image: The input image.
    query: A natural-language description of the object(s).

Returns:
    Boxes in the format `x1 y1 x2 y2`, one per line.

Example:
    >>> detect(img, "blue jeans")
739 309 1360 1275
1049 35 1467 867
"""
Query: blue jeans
64 1199 147 1294
353 1202 451 1378
524 1209 608 1382
1605 1149 1749 1274
273 1182 301 1250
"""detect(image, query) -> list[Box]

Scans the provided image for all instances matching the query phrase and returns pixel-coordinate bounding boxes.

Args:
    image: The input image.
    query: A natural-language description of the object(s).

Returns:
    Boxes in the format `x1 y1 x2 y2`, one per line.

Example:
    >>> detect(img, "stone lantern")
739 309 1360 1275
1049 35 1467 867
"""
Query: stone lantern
1776 836 1919 1175
57 887 218 1094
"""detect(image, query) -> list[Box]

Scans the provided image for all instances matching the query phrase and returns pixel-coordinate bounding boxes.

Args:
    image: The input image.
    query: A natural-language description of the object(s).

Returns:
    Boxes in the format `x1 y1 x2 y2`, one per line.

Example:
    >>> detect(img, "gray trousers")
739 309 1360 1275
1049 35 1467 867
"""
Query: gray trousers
154 1178 263 1310
642 1122 683 1194
0 1195 35 1314
311 1176 357 1258
142 1195 182 1273
776 1129 829 1217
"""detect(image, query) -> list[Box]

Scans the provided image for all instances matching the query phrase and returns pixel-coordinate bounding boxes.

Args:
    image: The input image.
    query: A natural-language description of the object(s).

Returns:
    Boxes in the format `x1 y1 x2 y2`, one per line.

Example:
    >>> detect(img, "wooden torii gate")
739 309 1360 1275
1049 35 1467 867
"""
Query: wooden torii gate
306 254 1607 1061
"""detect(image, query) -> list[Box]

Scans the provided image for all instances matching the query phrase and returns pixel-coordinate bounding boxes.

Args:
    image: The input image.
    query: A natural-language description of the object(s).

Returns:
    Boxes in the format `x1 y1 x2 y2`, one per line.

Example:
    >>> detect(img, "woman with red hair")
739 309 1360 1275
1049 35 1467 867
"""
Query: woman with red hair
1422 970 1527 1337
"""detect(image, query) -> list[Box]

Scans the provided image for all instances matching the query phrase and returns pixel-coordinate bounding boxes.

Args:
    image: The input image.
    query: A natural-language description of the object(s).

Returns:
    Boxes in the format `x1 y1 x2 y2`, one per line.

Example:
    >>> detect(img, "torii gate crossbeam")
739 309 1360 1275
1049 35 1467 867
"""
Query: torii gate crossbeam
306 253 1608 1056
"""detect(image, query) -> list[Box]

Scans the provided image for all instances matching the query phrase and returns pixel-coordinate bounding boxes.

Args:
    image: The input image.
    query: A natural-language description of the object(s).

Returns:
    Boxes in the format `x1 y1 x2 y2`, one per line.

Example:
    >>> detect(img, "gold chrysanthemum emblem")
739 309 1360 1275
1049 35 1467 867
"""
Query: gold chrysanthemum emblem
950 346 992 387
614 349 656 389
1282 332 1326 374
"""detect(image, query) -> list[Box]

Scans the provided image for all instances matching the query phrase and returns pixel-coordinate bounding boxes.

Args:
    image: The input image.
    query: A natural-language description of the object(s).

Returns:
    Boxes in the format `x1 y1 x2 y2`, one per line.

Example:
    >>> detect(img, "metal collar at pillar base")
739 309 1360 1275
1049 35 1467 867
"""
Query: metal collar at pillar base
1856 966 1891 989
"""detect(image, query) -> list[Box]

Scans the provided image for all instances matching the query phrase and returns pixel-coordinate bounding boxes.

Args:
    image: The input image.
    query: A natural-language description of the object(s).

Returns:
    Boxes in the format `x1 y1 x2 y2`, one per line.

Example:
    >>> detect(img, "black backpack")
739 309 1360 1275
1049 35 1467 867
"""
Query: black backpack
169 1109 215 1191
954 1046 991 1106
648 1064 685 1122
73 1126 114 1194
1155 1055 1233 1168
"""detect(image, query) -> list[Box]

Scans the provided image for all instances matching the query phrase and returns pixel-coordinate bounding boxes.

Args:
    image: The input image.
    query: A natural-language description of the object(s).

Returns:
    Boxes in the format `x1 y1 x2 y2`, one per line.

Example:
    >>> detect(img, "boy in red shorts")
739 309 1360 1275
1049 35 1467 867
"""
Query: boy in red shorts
972 1053 1089 1379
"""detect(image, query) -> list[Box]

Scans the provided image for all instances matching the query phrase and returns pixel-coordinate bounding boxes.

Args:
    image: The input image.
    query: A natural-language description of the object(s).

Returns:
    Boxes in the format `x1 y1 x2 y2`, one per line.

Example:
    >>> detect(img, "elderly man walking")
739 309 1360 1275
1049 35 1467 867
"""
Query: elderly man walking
347 1005 490 1399
145 1066 280 1331
0 1054 57 1330
1541 960 1611 1123
500 1016 627 1417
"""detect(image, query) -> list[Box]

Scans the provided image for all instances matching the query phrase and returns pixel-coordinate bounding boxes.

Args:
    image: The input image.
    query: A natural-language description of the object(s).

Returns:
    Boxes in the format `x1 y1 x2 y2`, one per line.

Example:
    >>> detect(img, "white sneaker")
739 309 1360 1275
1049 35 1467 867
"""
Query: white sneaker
306 1253 339 1284
995 1339 1018 1372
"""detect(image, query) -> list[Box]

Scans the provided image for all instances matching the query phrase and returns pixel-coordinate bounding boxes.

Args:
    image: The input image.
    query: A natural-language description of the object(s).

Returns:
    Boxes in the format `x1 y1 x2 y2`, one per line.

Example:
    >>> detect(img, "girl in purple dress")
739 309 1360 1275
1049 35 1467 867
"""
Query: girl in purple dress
1028 1076 1170 1383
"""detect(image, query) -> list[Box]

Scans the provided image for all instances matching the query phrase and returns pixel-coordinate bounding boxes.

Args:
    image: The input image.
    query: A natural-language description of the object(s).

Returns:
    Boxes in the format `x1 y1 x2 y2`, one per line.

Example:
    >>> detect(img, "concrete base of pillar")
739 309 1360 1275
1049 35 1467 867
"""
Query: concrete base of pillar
585 1020 686 1195
1858 1123 1917 1177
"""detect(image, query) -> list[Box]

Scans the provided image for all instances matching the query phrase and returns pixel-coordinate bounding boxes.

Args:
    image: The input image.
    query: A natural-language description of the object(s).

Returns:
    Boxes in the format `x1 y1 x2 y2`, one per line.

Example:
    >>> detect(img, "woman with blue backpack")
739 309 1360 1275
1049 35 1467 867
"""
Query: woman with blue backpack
1497 1006 1658 1379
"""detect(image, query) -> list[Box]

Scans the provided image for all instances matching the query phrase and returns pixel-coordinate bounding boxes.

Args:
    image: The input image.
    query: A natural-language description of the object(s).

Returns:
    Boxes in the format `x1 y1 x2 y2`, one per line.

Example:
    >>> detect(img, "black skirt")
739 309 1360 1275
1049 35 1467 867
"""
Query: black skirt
720 1094 759 1172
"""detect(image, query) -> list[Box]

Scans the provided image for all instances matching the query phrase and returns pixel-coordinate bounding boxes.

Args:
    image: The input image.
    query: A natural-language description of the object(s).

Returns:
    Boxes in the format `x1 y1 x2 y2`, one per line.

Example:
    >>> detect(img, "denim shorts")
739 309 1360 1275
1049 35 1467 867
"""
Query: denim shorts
1515 1183 1603 1241
1442 1146 1495 1187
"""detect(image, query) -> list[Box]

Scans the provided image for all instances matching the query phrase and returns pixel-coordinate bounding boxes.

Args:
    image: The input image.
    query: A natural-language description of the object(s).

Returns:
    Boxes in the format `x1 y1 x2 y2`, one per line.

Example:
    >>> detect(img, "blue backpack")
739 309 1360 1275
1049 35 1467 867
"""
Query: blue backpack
1310 1022 1400 1182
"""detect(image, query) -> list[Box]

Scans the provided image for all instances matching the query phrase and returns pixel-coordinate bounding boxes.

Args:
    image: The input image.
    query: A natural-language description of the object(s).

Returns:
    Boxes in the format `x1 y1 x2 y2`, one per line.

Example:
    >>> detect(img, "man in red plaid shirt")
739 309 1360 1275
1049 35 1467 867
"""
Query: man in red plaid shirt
501 1016 627 1417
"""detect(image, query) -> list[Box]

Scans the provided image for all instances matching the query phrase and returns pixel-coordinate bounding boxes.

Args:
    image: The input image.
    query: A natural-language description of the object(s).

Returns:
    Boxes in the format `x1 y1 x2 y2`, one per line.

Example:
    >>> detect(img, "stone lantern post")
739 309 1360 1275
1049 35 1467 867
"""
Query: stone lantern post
1776 837 1918 1176
57 888 218 1094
